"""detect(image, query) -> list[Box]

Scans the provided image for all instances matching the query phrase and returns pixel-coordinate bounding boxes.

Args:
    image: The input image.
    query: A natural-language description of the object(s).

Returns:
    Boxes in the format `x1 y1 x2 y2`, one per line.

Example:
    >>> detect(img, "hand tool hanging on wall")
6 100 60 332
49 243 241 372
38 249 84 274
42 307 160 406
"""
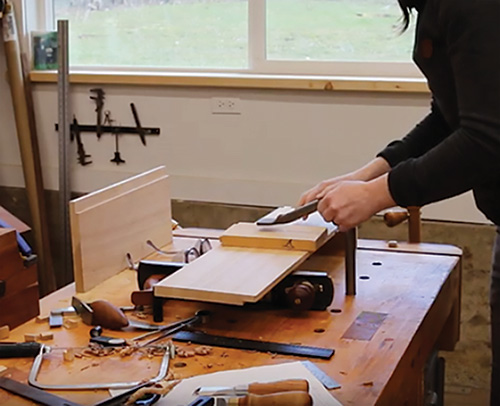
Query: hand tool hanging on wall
2 0 56 293
130 102 147 146
55 94 160 165
90 88 105 138
110 130 125 165
71 116 92 166
102 110 126 164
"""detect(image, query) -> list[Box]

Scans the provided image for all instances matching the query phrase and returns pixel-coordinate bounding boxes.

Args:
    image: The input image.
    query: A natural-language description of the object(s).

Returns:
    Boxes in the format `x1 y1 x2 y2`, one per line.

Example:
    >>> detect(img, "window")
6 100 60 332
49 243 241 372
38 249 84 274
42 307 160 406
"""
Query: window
35 0 418 77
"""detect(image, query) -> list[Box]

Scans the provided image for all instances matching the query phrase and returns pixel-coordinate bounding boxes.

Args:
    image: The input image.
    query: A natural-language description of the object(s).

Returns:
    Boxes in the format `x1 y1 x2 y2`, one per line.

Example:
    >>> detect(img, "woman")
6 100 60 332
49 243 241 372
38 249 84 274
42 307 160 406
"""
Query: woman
298 0 500 404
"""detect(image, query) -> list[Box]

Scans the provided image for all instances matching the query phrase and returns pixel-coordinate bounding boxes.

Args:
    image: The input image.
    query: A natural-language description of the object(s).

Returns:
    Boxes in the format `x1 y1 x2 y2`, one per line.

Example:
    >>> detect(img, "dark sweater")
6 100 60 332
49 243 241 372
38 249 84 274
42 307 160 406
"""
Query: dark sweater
377 0 500 224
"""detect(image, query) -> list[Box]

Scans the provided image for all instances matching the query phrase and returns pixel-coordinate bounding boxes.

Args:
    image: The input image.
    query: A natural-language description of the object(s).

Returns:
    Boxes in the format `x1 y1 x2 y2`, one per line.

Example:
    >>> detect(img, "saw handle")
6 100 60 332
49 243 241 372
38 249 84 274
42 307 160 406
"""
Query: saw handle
0 342 42 358
248 379 309 395
238 392 312 406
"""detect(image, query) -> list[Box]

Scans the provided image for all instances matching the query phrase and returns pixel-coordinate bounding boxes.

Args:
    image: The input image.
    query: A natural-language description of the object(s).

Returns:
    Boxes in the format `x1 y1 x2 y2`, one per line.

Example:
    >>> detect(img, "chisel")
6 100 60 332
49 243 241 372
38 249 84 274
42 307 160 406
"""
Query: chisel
202 392 312 406
256 200 319 226
194 379 309 396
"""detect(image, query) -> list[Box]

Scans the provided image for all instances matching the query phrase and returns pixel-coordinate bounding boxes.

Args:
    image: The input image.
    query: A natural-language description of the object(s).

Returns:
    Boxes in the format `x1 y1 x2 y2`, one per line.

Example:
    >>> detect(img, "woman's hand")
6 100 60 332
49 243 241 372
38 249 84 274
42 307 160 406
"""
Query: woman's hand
298 173 355 207
317 174 396 231
298 157 391 207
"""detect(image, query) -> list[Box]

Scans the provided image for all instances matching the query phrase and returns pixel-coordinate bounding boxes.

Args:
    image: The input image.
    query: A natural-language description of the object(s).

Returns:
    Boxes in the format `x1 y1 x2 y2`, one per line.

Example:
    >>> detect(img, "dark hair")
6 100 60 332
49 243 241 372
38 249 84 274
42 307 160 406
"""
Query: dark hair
397 0 412 32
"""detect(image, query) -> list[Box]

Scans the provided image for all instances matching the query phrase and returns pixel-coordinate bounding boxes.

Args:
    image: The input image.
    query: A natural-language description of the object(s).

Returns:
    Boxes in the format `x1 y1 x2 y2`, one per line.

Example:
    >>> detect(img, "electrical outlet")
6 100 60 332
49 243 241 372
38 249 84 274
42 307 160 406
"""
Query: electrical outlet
211 97 241 115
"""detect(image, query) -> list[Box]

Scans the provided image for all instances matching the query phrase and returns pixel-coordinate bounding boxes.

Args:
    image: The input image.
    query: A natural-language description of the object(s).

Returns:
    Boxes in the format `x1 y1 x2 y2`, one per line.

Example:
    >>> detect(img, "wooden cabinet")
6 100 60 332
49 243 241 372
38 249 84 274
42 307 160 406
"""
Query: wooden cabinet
0 228 39 329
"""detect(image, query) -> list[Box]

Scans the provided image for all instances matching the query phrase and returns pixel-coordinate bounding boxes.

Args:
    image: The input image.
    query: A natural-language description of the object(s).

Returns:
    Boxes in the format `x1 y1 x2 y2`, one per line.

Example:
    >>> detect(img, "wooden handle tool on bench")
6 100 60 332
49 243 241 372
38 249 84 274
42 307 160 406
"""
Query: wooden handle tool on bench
195 379 309 397
228 392 312 406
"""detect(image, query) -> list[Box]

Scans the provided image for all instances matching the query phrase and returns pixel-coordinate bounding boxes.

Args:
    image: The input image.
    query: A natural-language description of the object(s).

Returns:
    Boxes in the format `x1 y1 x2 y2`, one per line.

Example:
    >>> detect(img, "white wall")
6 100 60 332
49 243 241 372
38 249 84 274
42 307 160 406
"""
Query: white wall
0 49 487 224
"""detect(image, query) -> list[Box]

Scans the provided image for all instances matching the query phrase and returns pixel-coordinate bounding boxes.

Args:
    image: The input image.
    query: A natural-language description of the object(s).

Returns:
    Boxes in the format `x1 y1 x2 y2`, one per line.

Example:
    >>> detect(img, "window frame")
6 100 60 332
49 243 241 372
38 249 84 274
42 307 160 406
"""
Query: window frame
25 0 423 80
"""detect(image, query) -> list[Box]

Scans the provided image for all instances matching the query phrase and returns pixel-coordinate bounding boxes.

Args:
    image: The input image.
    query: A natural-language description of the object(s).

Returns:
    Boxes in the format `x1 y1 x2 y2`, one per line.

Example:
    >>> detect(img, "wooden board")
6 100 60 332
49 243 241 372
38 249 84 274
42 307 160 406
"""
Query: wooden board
155 212 338 305
70 167 172 292
220 222 327 251
154 246 308 305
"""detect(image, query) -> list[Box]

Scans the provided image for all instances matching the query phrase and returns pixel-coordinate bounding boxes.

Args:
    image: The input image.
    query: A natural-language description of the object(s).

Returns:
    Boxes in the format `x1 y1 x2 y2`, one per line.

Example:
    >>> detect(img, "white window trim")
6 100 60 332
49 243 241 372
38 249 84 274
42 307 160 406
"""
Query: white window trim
25 0 423 80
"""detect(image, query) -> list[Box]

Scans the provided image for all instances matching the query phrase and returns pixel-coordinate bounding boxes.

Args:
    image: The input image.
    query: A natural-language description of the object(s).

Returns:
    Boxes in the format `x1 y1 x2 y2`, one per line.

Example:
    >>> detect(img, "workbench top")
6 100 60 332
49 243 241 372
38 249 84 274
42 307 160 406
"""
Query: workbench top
0 232 462 406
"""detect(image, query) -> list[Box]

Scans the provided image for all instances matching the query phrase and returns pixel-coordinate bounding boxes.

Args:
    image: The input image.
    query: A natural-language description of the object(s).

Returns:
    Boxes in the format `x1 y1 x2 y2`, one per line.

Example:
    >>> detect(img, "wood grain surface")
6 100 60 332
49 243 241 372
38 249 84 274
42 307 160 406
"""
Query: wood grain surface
70 167 172 292
220 222 327 252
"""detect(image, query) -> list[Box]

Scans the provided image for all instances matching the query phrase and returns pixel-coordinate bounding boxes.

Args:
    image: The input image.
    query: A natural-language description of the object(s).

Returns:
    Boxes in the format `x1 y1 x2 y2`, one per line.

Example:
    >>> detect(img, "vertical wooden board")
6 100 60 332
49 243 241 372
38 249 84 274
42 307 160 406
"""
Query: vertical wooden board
154 246 308 305
220 222 327 251
71 175 172 292
71 166 168 214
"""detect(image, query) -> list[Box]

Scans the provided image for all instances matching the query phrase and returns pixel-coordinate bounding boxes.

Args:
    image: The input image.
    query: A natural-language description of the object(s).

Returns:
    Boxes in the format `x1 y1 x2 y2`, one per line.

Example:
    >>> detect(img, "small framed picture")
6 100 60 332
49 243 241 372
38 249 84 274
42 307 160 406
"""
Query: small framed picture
31 31 58 70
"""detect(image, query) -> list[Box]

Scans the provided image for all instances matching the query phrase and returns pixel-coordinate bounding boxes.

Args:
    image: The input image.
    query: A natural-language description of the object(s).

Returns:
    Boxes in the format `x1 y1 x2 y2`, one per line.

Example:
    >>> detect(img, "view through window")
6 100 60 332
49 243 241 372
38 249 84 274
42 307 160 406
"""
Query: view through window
52 0 414 71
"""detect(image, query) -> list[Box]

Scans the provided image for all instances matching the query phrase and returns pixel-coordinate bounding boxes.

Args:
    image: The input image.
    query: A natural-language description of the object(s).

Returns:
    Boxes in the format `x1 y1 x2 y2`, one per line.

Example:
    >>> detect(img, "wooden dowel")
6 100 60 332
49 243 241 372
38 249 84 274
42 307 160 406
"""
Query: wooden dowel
2 1 56 294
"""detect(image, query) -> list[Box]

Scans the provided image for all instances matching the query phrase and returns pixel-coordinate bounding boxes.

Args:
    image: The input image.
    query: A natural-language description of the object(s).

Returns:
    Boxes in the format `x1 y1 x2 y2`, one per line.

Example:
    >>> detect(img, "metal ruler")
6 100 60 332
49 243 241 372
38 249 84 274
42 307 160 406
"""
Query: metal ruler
0 376 83 406
57 19 73 283
173 331 335 360
302 360 341 390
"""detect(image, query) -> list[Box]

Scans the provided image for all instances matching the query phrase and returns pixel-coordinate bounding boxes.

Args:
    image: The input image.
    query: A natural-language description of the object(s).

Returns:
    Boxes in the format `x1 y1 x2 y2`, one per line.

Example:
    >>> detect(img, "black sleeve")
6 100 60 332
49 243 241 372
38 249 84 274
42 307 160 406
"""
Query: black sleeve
377 100 451 167
382 0 500 207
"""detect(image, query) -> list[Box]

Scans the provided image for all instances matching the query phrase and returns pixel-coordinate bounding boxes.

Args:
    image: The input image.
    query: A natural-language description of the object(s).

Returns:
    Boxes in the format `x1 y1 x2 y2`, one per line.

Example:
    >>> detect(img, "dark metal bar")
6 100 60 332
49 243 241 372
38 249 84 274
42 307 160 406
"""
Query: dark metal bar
345 227 357 295
55 123 160 136
57 20 73 285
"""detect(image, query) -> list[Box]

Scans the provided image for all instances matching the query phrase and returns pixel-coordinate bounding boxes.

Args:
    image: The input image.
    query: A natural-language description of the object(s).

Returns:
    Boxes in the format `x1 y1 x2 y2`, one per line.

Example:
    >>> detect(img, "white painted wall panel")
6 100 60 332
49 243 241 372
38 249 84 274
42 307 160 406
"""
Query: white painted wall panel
0 53 486 223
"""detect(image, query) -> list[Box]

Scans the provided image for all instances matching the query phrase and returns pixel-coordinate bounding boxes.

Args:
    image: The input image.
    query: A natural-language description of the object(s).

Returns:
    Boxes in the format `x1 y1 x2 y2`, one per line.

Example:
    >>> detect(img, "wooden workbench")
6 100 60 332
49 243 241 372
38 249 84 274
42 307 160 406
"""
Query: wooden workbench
0 230 462 406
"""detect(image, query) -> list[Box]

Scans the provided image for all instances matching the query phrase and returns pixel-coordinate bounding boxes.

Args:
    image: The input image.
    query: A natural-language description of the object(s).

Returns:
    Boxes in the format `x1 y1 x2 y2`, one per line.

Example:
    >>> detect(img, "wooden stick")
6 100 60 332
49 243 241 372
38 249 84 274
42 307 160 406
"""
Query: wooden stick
2 1 56 293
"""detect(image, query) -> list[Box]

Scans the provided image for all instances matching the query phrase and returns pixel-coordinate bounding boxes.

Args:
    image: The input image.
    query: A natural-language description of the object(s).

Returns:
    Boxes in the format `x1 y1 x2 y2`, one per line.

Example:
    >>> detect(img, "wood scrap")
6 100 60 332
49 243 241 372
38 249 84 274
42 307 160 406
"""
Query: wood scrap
24 333 37 342
0 325 9 340
63 349 74 362
38 332 53 341
125 378 179 405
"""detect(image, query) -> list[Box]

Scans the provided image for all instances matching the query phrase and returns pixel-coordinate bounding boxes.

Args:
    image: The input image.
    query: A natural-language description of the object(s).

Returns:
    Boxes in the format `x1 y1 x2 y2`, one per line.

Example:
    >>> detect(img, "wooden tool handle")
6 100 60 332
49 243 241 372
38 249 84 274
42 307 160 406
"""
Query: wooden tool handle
383 210 409 227
89 300 129 330
248 379 309 395
239 392 312 406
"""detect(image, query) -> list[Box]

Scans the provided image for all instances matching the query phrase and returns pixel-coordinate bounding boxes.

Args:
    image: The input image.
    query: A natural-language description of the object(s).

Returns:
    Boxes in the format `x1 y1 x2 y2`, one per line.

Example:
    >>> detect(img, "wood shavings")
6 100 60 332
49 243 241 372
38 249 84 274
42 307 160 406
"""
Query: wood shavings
176 348 195 358
125 380 179 405
194 346 212 355
0 365 7 374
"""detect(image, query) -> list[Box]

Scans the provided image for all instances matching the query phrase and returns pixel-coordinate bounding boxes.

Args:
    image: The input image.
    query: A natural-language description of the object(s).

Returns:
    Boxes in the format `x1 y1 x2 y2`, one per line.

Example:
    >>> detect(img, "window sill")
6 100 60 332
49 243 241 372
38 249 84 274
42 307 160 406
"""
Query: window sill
29 71 429 93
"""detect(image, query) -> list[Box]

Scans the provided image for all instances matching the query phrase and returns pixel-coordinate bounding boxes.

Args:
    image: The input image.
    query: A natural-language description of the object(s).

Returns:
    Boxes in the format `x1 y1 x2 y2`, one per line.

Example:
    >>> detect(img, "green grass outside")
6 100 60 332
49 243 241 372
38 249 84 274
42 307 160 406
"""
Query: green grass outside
54 0 415 69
